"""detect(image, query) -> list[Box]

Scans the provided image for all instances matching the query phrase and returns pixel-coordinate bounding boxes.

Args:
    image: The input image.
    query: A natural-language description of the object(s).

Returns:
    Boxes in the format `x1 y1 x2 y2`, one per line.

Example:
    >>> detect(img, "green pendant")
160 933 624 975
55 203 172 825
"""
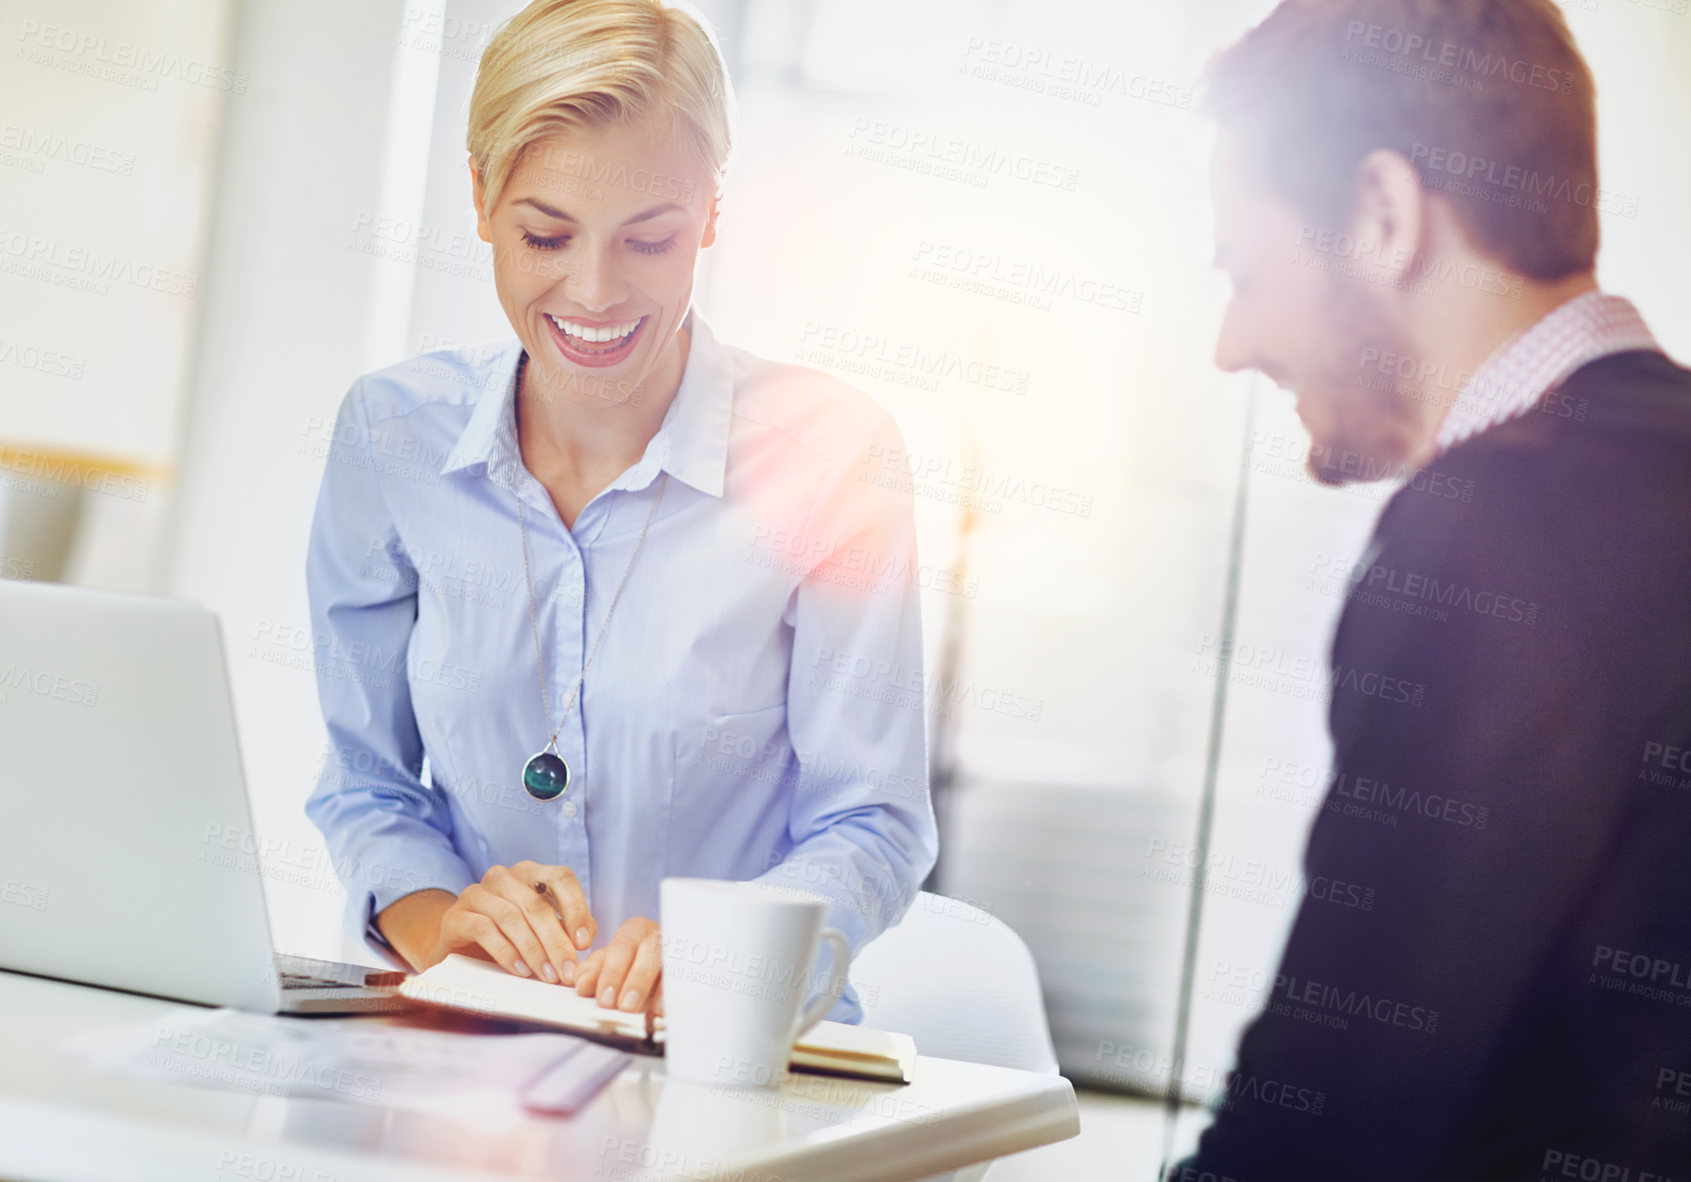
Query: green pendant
523 751 570 801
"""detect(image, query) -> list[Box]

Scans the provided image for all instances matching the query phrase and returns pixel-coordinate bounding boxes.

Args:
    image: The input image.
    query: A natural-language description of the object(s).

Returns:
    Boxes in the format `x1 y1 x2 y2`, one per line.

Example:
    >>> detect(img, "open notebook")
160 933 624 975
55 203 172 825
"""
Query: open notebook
396 954 915 1084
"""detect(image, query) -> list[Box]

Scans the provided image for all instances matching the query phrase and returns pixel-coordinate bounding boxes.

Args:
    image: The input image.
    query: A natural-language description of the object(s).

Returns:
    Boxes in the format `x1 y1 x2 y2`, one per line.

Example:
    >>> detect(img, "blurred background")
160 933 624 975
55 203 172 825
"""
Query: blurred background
4 0 1688 1174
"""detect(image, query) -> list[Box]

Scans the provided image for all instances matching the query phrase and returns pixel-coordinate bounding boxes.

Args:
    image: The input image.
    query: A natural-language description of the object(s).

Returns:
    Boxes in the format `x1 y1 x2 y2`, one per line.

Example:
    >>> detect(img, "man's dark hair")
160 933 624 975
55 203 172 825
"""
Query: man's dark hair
1204 0 1599 280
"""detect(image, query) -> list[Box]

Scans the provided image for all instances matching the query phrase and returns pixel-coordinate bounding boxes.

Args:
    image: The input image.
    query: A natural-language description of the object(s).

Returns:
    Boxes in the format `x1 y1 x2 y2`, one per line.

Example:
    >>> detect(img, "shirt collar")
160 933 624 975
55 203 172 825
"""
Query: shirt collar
1434 290 1662 455
439 306 734 498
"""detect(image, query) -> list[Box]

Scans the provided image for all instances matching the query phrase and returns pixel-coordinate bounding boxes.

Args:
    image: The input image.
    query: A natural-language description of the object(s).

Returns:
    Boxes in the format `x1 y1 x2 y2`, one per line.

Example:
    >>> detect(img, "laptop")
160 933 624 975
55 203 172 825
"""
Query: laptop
0 578 404 1013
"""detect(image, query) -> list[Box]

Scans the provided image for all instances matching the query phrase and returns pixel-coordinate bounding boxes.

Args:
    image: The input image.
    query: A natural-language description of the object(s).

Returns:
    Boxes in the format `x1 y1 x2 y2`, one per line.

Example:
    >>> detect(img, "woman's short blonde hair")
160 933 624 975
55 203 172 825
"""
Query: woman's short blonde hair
467 0 733 211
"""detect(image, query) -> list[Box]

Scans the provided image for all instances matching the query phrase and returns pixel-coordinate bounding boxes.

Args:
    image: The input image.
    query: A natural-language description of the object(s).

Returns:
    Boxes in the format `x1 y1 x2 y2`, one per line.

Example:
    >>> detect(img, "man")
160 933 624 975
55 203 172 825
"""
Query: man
1180 1 1691 1177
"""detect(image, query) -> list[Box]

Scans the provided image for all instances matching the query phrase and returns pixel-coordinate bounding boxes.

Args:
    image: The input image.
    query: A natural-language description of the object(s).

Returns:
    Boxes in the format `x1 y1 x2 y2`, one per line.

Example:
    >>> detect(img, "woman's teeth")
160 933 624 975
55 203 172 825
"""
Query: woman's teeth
546 313 639 344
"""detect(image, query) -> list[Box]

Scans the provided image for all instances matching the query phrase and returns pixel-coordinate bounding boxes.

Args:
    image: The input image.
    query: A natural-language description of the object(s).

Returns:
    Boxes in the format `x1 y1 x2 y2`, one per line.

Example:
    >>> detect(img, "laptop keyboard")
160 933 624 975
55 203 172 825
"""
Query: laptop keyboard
279 971 359 991
276 953 407 991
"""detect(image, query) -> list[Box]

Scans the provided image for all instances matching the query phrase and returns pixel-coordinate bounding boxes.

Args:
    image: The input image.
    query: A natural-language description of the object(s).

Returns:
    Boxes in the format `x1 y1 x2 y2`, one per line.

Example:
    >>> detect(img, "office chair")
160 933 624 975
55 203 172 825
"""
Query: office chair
851 890 1061 1182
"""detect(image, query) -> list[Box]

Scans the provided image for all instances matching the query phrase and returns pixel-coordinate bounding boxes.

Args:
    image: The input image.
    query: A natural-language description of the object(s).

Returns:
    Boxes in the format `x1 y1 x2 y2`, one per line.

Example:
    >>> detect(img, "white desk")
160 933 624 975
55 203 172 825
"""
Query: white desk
0 969 1079 1182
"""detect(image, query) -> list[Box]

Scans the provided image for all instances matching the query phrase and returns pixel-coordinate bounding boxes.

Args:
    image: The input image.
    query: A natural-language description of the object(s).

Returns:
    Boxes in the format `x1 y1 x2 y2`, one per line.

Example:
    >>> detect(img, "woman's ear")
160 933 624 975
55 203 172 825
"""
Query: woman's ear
700 193 721 250
470 157 493 245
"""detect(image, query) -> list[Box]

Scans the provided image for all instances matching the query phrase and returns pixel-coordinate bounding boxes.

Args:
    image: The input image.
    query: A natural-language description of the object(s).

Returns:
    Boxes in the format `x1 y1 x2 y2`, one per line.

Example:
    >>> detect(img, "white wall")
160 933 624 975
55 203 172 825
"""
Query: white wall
0 0 231 592
162 0 419 955
0 0 228 466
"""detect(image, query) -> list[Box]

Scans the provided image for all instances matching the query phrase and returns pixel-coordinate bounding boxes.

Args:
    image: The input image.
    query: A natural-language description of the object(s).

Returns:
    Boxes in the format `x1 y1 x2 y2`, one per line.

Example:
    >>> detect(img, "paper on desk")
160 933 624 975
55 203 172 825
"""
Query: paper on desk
61 1006 594 1116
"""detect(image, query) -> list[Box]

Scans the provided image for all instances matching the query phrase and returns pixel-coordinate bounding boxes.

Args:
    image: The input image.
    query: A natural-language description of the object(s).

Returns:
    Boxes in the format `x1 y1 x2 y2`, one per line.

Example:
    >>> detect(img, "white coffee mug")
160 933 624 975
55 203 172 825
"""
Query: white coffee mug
659 877 851 1088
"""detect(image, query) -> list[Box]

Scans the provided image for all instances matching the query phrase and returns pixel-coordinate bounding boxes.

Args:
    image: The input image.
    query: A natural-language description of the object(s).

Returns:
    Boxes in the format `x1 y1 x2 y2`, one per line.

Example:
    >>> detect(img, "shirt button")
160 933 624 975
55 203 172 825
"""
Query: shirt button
561 800 578 818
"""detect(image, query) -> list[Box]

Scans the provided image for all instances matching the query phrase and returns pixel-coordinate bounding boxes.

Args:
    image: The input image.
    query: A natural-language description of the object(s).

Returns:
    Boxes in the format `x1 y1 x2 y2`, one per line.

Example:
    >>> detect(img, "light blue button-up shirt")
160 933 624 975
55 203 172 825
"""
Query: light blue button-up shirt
303 309 937 1022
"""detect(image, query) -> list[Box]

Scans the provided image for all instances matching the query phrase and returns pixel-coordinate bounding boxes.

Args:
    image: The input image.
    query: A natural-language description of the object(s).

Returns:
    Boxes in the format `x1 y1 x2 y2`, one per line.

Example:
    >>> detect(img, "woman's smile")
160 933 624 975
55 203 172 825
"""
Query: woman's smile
544 312 648 368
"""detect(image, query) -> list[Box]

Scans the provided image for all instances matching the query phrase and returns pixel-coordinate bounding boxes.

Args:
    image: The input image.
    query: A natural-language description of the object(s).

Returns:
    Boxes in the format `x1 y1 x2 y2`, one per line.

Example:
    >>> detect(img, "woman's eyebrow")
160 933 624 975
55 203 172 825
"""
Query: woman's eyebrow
514 196 576 221
623 201 685 225
512 196 686 225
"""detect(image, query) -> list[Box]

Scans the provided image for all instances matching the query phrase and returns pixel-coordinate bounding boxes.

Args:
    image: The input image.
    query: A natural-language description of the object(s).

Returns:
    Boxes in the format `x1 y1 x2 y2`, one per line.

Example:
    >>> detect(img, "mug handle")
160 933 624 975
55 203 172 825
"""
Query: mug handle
788 927 852 1045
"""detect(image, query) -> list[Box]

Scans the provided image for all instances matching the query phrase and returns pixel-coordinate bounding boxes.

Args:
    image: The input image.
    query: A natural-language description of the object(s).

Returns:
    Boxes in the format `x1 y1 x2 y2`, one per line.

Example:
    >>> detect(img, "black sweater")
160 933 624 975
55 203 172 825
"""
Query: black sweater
1181 350 1691 1181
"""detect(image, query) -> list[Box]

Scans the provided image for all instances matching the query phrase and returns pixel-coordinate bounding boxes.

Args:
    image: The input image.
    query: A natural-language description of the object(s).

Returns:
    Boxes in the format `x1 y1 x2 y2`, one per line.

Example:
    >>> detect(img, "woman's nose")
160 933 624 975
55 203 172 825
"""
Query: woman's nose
564 247 623 312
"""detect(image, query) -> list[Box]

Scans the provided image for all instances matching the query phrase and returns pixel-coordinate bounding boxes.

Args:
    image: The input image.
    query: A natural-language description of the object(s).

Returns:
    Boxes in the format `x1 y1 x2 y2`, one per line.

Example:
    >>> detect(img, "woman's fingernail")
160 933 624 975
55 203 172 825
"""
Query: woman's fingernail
513 962 531 977
540 963 558 984
576 927 591 948
561 962 576 985
621 989 639 1011
599 986 615 1006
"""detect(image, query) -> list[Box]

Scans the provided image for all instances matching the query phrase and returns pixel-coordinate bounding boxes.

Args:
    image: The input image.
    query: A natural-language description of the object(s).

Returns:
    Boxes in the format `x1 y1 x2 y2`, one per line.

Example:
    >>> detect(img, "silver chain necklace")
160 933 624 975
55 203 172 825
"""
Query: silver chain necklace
515 470 668 801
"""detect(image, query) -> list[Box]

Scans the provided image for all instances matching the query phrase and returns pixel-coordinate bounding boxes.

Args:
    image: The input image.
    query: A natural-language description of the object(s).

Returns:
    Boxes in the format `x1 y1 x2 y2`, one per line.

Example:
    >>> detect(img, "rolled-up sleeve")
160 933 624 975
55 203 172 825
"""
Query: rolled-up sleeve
751 414 940 1011
303 380 476 948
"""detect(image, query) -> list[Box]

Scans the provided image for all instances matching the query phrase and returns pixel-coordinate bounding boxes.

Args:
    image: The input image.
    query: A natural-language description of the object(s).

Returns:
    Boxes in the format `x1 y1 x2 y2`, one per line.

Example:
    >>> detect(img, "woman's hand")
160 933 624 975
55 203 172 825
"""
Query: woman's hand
574 916 664 1015
430 861 597 984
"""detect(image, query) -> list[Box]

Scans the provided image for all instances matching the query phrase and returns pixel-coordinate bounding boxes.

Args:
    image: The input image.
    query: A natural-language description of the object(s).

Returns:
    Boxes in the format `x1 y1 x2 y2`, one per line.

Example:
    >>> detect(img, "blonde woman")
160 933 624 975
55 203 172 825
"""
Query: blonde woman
304 0 935 1024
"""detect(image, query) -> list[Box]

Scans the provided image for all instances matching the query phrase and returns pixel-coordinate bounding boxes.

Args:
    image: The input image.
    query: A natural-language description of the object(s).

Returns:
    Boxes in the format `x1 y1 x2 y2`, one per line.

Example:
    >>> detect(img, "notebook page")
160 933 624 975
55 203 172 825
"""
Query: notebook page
400 954 655 1041
401 954 915 1080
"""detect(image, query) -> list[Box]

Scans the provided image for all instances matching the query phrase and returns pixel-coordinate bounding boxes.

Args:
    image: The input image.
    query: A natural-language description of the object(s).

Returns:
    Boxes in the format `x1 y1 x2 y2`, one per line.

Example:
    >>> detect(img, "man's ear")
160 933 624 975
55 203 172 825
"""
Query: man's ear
1350 148 1426 290
700 193 721 250
470 157 493 245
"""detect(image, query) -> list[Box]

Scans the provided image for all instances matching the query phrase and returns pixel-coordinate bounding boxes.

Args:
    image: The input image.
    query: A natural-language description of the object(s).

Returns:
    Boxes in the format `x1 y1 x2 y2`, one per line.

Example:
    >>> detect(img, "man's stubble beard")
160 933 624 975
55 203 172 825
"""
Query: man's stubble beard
1304 276 1426 488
